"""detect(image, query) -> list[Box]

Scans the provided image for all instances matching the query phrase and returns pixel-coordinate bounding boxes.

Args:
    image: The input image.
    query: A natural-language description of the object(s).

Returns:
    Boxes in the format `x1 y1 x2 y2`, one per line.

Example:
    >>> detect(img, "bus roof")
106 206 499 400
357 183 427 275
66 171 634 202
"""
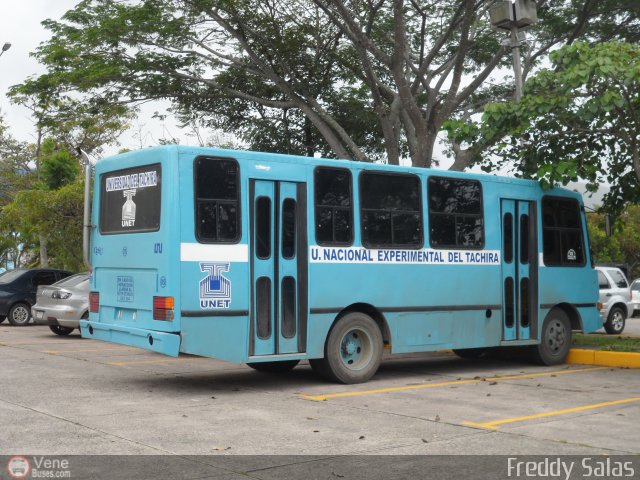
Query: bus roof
96 145 582 201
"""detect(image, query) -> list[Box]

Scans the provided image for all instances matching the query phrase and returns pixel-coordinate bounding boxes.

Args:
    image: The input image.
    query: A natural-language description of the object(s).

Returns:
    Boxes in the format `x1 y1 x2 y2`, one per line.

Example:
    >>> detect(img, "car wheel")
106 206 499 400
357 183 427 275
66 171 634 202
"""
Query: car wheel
313 312 383 384
452 348 487 359
49 325 74 336
0 315 5 324
530 308 571 365
246 360 300 373
7 303 31 326
604 306 626 334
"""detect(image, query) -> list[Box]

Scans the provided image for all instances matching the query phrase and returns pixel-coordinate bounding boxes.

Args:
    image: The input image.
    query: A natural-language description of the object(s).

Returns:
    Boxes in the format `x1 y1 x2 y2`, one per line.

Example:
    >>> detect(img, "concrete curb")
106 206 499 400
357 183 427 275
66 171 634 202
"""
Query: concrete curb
567 348 640 368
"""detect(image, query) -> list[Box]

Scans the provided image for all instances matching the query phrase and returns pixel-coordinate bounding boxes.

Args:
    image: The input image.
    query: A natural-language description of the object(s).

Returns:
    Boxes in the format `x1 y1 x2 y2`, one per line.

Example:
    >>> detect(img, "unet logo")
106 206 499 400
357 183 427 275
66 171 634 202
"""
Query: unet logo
199 262 231 309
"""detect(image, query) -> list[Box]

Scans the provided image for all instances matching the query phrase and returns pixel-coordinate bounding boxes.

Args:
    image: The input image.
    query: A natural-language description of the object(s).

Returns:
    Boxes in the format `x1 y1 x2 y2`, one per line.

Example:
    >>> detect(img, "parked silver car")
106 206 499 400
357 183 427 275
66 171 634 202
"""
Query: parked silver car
32 273 90 336
596 266 633 334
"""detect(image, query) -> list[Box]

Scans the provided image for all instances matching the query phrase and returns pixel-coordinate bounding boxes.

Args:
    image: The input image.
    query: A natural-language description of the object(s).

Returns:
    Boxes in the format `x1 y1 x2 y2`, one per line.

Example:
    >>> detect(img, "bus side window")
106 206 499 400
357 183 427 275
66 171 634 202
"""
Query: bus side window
195 157 240 243
314 167 353 245
541 197 585 266
428 177 484 249
360 172 422 248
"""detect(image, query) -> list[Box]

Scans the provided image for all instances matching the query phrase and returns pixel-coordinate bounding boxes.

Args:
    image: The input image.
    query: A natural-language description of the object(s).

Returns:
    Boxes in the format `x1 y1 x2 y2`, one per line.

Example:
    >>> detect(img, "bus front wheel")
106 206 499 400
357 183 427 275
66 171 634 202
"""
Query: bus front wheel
531 308 571 366
312 312 383 384
246 360 300 373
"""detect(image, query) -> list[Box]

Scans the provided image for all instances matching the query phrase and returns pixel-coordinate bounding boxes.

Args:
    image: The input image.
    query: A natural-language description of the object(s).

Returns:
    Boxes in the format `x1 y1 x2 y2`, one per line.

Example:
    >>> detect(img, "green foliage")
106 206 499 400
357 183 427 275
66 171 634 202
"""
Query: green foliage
587 204 640 278
40 139 80 189
466 41 640 210
21 1 639 167
0 180 84 271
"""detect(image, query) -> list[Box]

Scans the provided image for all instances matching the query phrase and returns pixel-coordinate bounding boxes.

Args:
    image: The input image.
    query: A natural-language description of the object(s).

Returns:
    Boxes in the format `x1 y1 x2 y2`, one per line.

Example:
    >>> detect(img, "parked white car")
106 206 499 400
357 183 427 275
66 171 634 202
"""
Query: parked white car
631 278 640 317
596 266 633 334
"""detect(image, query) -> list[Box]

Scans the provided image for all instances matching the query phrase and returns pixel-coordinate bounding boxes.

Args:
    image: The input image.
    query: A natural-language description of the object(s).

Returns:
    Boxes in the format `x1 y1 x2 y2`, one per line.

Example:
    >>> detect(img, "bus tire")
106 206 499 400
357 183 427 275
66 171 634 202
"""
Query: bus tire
604 306 626 334
317 312 383 384
531 308 571 366
452 348 487 359
7 303 31 326
49 325 74 336
246 360 300 373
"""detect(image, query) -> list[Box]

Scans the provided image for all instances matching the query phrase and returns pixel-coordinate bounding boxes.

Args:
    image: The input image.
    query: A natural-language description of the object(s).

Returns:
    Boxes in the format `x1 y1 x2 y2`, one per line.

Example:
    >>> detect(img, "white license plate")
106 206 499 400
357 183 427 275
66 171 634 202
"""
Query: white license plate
35 311 44 320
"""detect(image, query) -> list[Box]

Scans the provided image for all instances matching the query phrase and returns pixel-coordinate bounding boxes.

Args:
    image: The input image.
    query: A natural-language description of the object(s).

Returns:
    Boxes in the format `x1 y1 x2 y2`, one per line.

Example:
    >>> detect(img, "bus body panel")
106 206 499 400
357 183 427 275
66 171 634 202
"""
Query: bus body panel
82 145 601 365
84 147 182 337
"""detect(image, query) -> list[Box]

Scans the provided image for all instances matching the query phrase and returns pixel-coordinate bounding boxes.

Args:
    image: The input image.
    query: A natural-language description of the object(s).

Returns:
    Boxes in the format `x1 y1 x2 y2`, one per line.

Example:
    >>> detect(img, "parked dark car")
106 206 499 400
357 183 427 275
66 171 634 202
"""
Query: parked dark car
0 269 73 326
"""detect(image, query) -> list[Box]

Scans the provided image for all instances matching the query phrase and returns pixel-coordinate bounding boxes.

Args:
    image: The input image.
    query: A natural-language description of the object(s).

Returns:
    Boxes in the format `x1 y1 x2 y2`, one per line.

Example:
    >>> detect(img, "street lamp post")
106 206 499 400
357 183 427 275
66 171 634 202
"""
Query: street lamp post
489 0 538 101
0 42 11 58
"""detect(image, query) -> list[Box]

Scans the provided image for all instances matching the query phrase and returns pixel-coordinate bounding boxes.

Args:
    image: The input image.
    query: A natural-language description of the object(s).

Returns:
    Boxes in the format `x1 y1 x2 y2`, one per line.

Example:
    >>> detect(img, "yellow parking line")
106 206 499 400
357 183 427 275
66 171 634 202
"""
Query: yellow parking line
43 346 137 354
109 357 209 366
302 367 607 401
464 397 640 430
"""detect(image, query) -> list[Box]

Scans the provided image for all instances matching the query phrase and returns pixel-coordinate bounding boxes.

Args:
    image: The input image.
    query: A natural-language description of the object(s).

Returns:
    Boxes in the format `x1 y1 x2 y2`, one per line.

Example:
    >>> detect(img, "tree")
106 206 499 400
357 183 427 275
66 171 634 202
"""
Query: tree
455 41 640 211
587 204 640 278
21 0 640 168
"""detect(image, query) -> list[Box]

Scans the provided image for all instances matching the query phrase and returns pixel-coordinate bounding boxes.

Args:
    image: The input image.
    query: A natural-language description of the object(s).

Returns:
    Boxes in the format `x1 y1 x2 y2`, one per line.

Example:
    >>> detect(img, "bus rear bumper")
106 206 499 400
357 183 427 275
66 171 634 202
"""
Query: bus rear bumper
80 320 180 357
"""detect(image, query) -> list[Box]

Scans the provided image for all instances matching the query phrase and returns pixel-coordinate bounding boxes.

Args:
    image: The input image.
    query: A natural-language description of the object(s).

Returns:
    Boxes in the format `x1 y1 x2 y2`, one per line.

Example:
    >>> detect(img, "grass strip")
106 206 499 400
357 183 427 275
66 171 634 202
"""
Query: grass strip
572 333 640 352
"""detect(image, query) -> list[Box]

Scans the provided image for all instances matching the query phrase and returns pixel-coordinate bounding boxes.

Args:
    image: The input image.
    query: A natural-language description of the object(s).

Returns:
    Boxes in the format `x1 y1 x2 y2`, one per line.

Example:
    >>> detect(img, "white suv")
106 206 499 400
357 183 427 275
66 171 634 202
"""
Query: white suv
596 266 633 334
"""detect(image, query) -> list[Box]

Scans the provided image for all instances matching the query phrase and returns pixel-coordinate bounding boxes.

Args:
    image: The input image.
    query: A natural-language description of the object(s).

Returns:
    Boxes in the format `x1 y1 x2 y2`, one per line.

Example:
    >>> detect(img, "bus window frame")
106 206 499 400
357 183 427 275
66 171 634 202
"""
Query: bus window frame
541 195 586 268
358 170 424 250
99 162 162 235
427 175 485 250
193 155 242 245
313 166 354 247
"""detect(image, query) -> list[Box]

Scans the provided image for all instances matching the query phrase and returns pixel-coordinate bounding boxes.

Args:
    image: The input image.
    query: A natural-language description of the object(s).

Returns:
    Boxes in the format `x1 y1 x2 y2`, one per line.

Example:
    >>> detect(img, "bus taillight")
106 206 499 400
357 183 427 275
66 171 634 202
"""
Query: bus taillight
89 292 100 313
153 296 175 321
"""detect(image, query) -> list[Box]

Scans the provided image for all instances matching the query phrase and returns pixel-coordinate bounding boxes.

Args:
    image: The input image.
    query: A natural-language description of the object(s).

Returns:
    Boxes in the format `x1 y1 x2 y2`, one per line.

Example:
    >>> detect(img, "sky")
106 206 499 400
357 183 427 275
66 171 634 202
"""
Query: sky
0 0 189 154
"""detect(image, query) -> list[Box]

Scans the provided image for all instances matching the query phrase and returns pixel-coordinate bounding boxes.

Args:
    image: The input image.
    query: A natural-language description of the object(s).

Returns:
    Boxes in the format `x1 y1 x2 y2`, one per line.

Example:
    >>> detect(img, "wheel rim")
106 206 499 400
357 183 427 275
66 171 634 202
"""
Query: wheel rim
12 306 29 324
340 328 373 371
611 311 624 331
546 318 566 354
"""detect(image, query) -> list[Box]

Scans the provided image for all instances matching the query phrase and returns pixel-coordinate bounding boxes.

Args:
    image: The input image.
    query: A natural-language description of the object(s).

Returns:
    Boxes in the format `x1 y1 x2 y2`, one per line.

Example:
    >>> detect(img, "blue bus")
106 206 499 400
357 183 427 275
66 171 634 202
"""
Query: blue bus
81 145 601 383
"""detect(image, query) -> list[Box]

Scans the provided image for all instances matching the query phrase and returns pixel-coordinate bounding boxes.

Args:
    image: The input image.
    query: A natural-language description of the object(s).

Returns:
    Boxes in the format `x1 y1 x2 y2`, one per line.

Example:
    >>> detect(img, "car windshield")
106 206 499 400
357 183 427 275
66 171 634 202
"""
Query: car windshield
54 273 89 288
0 269 26 284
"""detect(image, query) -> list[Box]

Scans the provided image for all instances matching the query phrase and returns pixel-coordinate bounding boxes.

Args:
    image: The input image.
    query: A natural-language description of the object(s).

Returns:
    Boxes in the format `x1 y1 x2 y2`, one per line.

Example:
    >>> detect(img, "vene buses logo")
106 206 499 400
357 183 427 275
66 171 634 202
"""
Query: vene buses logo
7 456 30 478
199 262 231 309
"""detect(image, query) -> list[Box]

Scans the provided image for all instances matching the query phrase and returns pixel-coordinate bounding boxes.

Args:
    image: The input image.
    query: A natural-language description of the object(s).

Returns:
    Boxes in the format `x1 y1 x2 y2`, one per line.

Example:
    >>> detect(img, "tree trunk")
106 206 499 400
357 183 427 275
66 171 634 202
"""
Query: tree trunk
39 234 48 268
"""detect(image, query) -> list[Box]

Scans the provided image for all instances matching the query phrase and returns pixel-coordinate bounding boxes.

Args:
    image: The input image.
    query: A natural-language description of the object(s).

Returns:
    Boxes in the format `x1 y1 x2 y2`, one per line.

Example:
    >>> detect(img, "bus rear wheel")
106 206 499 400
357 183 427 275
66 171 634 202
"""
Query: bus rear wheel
531 308 571 366
246 360 300 373
313 312 383 384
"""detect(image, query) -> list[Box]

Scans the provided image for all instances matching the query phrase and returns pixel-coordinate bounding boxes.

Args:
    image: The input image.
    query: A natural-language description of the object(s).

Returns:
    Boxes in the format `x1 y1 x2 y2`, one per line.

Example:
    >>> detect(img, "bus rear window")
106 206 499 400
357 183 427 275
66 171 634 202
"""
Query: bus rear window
542 197 585 266
100 164 161 234
195 157 240 243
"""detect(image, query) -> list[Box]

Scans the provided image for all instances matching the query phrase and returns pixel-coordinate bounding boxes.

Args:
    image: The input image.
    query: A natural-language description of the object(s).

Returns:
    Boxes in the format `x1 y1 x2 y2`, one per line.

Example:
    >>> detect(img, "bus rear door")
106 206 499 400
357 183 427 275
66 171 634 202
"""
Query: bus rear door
501 199 538 341
250 180 308 357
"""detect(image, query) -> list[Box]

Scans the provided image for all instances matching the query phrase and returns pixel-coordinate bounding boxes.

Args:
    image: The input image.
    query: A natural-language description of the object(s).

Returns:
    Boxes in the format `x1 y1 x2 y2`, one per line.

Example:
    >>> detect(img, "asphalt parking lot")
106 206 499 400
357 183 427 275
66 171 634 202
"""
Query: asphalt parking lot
1 323 639 459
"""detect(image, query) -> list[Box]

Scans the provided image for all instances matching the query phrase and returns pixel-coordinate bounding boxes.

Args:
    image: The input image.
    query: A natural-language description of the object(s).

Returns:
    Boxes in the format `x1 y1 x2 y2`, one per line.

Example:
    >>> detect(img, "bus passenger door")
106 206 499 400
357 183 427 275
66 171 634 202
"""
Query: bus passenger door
501 199 538 341
250 180 308 357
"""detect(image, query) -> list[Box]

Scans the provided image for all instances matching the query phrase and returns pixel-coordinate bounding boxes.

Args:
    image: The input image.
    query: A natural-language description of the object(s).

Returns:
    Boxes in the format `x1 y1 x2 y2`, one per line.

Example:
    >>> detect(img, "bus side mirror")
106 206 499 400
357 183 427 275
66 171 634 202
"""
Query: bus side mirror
604 214 612 237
